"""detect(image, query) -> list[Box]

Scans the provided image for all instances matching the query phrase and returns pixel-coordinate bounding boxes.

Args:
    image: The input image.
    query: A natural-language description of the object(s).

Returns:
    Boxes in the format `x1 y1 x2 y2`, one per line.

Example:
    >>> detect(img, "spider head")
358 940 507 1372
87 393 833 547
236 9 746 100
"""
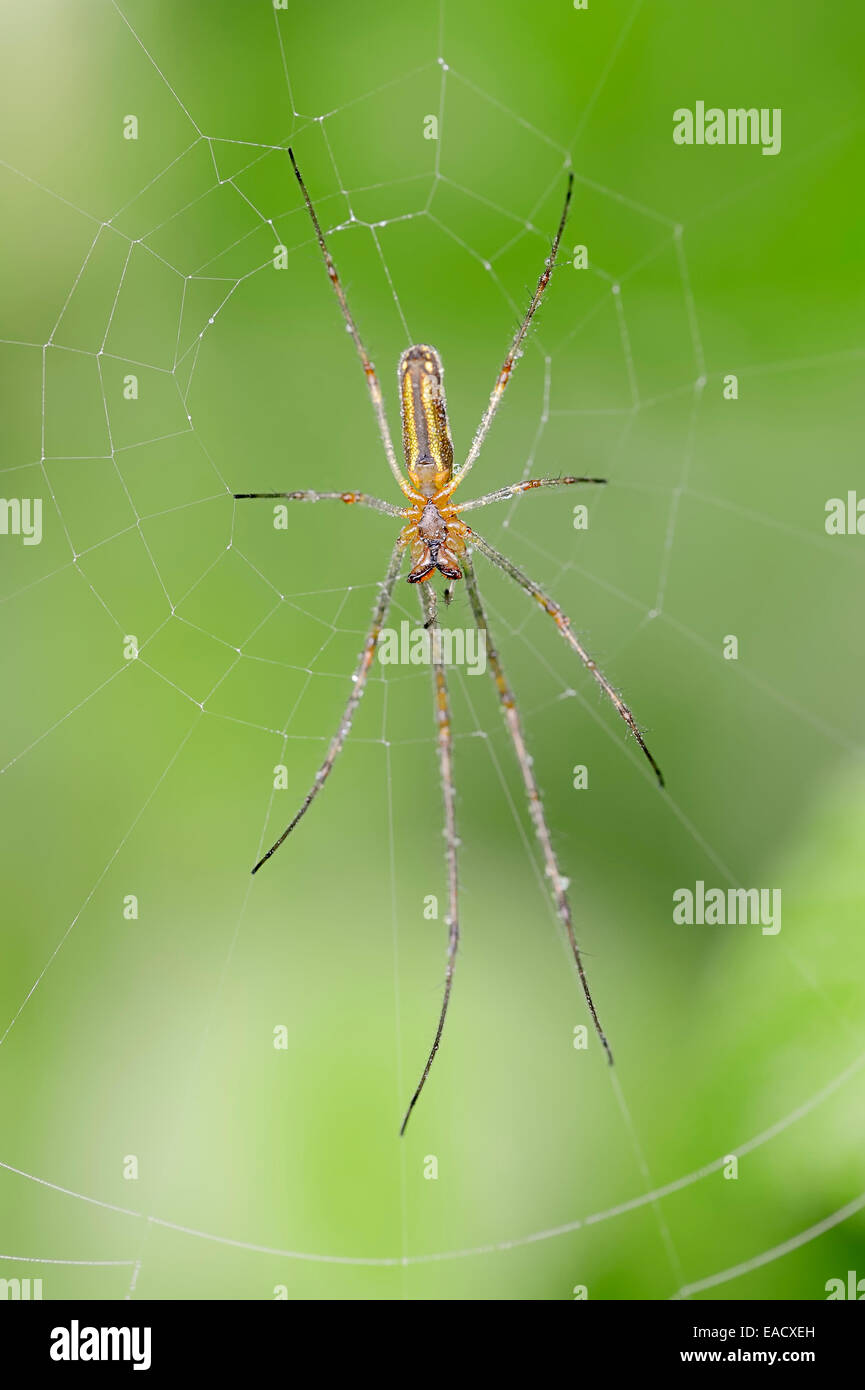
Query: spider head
405 502 465 585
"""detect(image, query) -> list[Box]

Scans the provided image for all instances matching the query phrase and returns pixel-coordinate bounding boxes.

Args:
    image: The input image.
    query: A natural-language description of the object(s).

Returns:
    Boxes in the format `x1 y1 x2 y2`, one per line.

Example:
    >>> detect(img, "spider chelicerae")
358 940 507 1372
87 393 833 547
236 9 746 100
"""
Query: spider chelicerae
235 149 664 1135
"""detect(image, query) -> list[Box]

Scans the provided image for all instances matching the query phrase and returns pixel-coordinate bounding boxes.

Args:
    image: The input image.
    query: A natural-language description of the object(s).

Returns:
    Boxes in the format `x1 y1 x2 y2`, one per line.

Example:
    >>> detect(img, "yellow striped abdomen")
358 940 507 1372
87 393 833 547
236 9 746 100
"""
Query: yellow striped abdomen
399 345 454 497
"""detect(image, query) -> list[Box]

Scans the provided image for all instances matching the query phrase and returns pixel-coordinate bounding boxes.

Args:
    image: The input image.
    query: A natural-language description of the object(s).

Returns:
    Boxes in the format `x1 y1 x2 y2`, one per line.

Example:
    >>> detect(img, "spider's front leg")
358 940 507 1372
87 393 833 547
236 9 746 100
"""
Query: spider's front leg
400 580 460 1135
462 550 612 1062
466 526 665 787
249 536 406 874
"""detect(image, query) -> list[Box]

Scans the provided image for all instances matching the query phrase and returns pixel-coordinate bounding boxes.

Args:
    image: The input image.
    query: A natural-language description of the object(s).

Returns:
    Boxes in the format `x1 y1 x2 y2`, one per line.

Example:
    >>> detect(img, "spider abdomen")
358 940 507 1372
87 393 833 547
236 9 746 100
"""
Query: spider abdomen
399 344 454 498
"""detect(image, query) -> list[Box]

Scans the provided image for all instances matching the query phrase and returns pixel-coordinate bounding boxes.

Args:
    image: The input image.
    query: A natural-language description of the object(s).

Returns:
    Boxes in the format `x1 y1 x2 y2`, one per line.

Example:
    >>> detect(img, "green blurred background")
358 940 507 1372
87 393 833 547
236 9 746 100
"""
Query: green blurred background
1 0 864 1301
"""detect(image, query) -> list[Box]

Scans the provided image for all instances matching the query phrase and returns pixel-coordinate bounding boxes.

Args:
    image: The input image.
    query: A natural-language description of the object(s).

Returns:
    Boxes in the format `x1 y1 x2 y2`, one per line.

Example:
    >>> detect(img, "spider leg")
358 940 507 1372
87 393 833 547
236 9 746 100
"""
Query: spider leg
444 172 574 496
455 475 606 513
288 149 413 499
423 585 438 629
400 583 460 1136
233 490 406 518
467 526 665 787
463 551 612 1063
251 538 405 875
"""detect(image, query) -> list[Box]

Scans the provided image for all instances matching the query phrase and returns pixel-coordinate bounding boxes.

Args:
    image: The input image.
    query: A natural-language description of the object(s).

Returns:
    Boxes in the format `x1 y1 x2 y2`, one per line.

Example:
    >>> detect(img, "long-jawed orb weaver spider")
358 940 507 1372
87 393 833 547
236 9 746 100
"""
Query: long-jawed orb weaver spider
235 148 664 1135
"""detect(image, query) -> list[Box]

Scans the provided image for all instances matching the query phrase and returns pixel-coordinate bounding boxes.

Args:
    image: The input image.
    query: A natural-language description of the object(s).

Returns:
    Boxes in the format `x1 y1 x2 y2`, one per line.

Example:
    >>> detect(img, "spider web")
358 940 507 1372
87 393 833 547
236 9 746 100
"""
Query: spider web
1 0 864 1301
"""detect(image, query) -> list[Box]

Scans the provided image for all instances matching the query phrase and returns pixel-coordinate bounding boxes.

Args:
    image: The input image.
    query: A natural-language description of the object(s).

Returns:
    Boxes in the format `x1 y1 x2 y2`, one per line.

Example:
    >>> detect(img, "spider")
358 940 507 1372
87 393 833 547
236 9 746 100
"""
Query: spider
235 149 664 1135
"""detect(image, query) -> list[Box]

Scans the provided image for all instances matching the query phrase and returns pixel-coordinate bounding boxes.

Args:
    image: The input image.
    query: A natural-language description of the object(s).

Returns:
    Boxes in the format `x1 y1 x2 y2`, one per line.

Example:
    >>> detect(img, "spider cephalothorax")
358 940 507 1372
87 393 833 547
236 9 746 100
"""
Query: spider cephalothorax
403 497 465 585
235 148 665 1135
